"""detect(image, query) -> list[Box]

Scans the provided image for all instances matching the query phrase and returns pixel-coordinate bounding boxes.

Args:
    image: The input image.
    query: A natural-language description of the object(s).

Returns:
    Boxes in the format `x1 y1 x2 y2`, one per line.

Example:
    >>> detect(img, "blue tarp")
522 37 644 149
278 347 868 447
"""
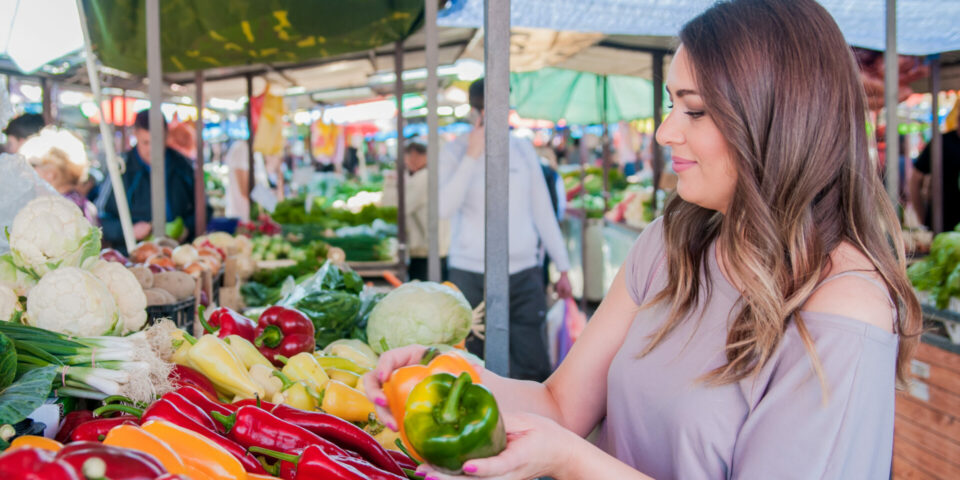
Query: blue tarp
438 0 960 56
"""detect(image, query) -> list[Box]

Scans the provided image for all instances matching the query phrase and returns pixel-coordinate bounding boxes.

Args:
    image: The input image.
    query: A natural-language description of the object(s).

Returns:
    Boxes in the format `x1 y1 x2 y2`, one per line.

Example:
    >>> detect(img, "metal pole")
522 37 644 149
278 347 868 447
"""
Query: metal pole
484 0 510 377
425 0 441 282
884 0 899 206
75 0 135 253
395 41 408 280
601 77 610 213
579 145 587 313
195 70 207 235
652 51 664 212
246 73 255 221
146 0 166 238
930 57 943 233
41 78 53 125
120 90 128 151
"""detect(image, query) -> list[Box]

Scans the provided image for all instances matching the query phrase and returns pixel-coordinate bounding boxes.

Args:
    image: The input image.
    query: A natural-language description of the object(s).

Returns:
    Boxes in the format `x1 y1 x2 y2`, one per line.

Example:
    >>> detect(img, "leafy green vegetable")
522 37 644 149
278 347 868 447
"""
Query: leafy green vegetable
911 231 960 309
0 366 57 425
0 333 15 389
295 291 362 349
241 282 284 308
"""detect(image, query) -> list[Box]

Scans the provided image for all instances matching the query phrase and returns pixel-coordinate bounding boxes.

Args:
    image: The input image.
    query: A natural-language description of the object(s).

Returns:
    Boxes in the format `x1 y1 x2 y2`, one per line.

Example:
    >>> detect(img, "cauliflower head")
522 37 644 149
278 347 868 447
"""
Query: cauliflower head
0 285 22 322
26 267 120 336
90 260 148 334
9 196 101 278
0 253 37 296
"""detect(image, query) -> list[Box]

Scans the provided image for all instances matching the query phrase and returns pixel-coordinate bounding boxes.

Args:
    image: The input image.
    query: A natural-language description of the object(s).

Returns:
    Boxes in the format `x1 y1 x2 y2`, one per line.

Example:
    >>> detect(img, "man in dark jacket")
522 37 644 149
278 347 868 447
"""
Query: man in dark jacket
96 110 202 252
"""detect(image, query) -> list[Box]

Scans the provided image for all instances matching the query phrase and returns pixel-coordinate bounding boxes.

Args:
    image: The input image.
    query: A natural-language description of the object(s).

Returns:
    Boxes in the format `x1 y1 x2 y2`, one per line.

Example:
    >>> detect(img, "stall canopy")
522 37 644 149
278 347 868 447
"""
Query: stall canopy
81 0 427 74
510 68 654 123
439 0 960 56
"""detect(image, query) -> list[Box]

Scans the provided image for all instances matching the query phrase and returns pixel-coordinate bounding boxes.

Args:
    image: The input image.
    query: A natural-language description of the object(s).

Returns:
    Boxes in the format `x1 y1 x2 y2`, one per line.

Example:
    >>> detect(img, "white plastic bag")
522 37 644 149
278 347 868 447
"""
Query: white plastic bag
0 153 57 254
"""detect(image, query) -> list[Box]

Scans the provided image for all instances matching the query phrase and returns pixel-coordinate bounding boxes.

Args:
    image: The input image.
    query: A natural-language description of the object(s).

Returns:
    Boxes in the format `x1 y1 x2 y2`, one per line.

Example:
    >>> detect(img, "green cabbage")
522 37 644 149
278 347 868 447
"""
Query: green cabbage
366 282 473 354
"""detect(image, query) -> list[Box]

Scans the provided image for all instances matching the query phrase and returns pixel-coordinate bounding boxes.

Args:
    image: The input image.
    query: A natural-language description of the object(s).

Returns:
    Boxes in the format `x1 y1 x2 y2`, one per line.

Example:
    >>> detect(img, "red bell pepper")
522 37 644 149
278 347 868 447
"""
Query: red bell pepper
254 306 315 366
249 445 370 480
198 306 258 341
387 450 418 471
0 447 81 480
57 442 167 480
168 364 218 399
212 406 348 458
69 416 139 442
270 404 405 476
55 410 95 443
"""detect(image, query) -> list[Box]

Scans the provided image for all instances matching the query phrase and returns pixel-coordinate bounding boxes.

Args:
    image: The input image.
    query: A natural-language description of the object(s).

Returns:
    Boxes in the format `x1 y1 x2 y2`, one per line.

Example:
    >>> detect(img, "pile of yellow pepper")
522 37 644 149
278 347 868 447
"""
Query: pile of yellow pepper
170 332 399 449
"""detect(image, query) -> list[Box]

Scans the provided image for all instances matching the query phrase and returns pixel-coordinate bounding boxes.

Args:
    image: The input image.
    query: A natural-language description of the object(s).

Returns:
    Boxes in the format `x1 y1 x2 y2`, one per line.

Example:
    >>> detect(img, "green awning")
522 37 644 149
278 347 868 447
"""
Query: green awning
81 0 425 75
510 68 656 124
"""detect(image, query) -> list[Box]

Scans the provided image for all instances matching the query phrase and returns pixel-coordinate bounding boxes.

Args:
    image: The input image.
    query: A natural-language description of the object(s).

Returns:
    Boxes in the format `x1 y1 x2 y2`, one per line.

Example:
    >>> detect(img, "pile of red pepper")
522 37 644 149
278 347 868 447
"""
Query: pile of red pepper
24 385 416 480
199 306 316 366
0 442 183 480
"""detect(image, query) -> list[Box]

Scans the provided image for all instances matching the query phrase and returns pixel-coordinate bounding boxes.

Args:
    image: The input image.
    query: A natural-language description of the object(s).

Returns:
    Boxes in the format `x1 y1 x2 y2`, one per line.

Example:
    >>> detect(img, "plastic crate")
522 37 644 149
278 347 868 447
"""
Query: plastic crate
146 297 196 329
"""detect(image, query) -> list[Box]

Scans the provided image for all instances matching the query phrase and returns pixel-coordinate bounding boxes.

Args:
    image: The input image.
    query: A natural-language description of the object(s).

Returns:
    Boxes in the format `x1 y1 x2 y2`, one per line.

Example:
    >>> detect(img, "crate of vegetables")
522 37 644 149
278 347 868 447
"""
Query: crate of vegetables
146 296 195 329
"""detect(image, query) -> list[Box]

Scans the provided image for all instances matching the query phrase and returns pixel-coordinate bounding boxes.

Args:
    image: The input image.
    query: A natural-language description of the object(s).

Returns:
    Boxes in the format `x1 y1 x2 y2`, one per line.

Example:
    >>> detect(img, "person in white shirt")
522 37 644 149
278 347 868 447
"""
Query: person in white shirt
381 141 451 281
440 79 573 381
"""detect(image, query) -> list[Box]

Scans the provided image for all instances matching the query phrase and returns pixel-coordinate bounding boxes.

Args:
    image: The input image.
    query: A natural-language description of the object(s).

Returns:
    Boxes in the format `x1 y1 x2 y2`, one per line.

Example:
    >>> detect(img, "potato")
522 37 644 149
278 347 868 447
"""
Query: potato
153 271 196 301
144 288 177 306
128 265 154 289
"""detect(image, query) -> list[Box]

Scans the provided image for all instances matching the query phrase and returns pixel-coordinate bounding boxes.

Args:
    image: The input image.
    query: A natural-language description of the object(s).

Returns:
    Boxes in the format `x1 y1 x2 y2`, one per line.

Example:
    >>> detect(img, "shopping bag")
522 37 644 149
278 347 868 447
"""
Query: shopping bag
555 298 587 366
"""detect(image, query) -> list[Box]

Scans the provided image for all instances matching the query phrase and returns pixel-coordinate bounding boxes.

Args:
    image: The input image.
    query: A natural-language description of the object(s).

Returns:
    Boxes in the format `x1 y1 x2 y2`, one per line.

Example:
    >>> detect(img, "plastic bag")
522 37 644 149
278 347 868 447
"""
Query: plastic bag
0 154 58 254
545 300 565 368
555 298 587 367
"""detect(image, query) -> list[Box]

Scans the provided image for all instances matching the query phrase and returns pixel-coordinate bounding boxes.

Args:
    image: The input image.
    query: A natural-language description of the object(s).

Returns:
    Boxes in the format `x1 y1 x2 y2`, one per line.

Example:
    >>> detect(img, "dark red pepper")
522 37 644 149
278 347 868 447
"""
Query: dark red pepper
212 406 348 458
168 364 218 399
231 397 277 411
198 306 258 341
387 450 418 471
176 385 237 420
336 456 407 480
249 445 368 480
0 447 81 480
57 442 167 480
55 409 96 443
270 403 405 476
70 416 139 442
254 306 316 366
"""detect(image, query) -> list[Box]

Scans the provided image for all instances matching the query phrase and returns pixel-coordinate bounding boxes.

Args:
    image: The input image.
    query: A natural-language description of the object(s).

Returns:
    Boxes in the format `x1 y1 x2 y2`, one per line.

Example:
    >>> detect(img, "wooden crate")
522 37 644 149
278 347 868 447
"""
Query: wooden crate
894 340 960 479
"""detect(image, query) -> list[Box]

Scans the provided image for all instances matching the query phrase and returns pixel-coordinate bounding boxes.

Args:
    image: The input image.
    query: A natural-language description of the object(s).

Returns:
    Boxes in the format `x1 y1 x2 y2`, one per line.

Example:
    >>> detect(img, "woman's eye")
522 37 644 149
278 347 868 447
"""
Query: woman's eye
686 111 705 119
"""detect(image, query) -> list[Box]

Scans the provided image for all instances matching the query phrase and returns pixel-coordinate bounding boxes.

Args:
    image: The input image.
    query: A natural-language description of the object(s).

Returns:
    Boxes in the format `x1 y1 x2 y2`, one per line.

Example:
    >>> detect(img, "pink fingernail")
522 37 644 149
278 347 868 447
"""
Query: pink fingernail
463 464 478 473
379 371 388 381
388 421 398 431
375 396 388 407
424 476 438 480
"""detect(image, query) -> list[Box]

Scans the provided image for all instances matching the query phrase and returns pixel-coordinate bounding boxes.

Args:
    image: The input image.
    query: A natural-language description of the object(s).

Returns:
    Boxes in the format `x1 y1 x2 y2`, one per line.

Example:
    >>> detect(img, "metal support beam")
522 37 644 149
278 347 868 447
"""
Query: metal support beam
41 78 54 125
931 57 943 233
75 0 135 253
121 90 128 151
884 0 899 206
652 51 664 211
195 70 206 235
600 77 610 213
425 0 441 282
579 146 588 313
146 0 166 239
484 0 510 377
395 41 408 280
246 73 255 221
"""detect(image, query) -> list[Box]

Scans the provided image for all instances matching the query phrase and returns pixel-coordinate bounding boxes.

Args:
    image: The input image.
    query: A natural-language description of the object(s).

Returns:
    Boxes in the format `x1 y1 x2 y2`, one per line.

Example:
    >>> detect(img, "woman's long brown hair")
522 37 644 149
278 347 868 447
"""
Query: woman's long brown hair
643 0 922 387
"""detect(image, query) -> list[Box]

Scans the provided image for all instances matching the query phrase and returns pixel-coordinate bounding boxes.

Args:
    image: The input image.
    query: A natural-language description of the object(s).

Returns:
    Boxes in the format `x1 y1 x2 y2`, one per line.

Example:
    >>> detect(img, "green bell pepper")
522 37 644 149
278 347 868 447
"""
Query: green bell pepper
403 372 506 473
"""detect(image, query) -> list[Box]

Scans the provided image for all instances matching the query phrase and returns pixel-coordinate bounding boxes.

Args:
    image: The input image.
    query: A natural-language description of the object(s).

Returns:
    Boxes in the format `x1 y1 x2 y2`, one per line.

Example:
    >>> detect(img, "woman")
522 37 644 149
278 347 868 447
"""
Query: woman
21 127 99 226
365 1 921 478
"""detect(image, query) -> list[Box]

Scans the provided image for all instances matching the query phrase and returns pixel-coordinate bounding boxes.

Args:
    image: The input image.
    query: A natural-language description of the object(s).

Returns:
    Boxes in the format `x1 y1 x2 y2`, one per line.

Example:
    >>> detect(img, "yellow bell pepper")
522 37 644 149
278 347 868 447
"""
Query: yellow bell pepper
323 340 378 370
103 424 187 475
8 435 62 452
273 370 320 411
142 419 247 480
248 364 283 399
281 352 330 392
224 335 274 370
326 368 361 388
321 380 375 422
187 334 265 400
170 330 192 366
314 355 371 376
372 427 402 451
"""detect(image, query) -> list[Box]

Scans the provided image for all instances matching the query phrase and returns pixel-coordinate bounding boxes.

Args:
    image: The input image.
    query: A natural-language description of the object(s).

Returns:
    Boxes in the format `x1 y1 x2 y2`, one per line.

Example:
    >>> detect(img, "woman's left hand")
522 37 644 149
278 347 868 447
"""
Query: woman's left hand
415 413 579 480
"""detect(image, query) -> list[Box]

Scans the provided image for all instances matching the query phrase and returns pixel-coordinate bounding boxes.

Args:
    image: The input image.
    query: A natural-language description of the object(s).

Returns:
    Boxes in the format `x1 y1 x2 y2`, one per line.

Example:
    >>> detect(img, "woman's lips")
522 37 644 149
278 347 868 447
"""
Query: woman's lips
672 156 697 172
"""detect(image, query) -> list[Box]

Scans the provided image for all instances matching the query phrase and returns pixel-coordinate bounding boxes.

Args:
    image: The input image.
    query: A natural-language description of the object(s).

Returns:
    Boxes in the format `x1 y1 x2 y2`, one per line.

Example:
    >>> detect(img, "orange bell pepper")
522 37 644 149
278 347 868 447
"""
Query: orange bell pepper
7 435 62 452
382 348 480 459
247 474 281 480
103 424 187 475
141 419 247 480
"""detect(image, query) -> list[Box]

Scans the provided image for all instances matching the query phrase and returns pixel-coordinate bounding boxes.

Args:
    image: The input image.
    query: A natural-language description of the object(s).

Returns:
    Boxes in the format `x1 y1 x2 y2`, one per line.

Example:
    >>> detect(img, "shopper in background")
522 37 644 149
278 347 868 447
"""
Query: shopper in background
438 78 573 382
910 99 960 231
3 113 45 154
535 146 566 290
224 139 251 219
21 127 98 225
96 110 202 251
367 1 920 478
381 142 451 281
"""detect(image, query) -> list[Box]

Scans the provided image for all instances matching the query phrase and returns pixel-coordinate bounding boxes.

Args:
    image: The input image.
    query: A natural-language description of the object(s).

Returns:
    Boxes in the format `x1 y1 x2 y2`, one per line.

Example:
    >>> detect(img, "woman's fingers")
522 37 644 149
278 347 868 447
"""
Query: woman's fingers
364 344 430 430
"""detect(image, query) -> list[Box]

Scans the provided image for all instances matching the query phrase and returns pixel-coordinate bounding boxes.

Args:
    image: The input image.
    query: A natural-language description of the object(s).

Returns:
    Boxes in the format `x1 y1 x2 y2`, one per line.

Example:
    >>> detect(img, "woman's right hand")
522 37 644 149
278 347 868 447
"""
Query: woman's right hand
362 344 430 431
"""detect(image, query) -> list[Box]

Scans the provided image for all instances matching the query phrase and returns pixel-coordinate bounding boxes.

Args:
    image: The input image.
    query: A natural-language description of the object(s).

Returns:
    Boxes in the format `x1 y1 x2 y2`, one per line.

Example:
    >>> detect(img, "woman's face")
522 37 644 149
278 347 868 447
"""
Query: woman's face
656 47 738 214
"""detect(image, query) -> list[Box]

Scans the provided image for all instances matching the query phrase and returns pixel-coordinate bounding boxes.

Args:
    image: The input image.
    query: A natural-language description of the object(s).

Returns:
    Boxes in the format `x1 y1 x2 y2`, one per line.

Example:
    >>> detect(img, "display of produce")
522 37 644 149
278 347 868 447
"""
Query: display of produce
908 227 960 310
